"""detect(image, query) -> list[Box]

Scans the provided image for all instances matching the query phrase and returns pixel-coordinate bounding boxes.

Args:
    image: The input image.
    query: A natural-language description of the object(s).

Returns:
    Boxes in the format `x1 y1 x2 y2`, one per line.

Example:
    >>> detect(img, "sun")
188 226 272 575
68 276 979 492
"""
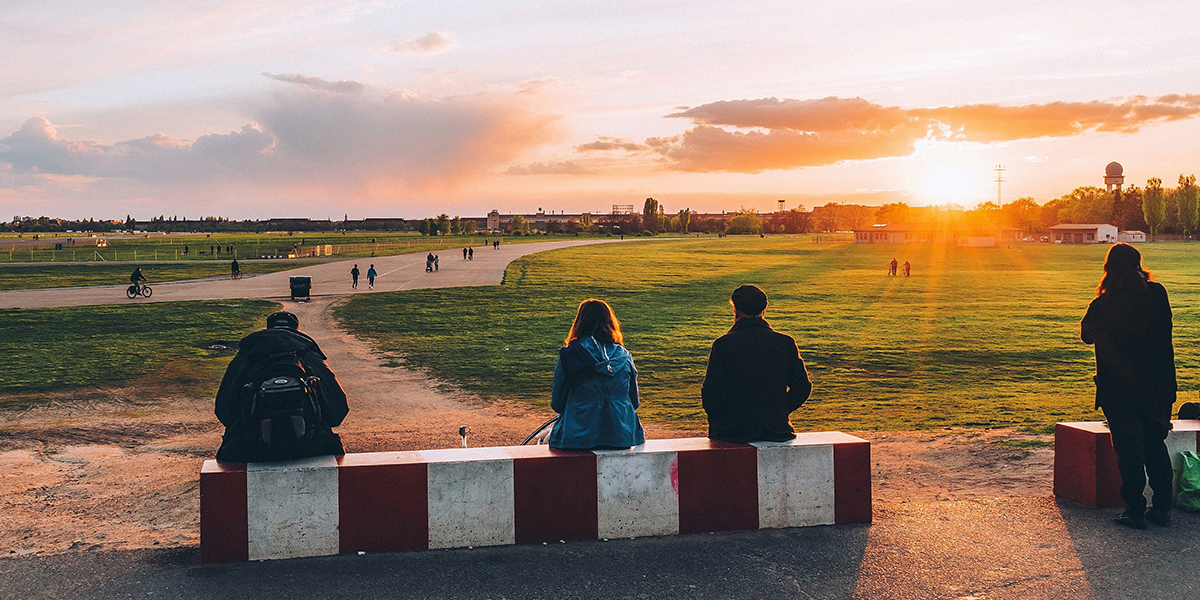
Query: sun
923 164 980 204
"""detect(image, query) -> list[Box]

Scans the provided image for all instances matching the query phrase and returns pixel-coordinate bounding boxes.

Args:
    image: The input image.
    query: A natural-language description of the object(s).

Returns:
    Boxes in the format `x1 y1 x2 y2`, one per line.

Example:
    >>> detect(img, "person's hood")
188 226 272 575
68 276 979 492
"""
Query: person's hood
560 336 630 380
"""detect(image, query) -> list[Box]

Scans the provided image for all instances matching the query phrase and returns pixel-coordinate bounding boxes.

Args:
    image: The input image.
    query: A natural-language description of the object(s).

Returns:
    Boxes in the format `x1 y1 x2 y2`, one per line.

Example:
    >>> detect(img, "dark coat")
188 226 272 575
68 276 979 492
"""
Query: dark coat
1080 281 1176 411
214 328 349 462
701 317 812 443
549 337 645 450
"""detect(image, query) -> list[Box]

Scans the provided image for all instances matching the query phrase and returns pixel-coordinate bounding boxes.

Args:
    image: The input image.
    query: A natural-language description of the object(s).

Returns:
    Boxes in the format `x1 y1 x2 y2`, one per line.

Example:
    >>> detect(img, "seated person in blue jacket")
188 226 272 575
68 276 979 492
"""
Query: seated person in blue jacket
701 285 812 443
548 299 646 450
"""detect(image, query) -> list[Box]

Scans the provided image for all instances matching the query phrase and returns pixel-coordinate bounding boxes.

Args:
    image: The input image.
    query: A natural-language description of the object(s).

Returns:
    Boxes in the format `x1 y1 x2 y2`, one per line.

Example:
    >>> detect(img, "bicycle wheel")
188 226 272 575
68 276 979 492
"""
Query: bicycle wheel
126 285 137 299
141 286 153 298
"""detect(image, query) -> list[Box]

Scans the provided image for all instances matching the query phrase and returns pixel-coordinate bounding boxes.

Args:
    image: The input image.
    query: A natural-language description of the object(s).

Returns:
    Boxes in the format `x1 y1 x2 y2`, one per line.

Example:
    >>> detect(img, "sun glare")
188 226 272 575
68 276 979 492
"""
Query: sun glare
923 164 980 203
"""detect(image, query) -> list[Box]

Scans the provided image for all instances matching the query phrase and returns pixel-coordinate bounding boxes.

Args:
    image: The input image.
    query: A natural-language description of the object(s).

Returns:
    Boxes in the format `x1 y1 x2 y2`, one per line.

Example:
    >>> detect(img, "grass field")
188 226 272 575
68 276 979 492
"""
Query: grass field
0 261 301 290
335 238 1200 432
0 231 609 263
0 300 278 406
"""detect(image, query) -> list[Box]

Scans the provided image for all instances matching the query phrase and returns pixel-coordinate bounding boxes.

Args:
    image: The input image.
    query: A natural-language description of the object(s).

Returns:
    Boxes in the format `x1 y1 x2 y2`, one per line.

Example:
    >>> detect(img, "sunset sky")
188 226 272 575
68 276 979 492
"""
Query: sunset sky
4 0 1200 219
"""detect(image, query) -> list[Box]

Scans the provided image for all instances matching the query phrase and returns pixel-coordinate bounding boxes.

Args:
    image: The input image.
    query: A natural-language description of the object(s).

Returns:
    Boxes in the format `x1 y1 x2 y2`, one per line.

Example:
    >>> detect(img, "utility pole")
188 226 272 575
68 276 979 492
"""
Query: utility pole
994 165 1006 205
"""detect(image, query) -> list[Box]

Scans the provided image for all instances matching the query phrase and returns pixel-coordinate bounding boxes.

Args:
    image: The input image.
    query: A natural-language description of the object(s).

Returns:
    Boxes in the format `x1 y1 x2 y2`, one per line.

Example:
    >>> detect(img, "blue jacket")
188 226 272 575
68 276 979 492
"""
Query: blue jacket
549 337 645 450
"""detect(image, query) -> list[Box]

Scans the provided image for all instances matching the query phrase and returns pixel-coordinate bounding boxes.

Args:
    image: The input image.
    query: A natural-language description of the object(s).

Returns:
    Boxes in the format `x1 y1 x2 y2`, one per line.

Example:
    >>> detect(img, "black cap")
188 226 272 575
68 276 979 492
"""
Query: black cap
731 285 767 316
266 311 299 330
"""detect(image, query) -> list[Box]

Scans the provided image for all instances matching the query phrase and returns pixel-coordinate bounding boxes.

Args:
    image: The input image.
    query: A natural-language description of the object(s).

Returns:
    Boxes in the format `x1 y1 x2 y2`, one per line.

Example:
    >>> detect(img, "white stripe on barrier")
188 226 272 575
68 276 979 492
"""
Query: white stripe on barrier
595 448 680 538
752 440 835 528
423 448 515 549
246 455 340 561
1148 429 1200 505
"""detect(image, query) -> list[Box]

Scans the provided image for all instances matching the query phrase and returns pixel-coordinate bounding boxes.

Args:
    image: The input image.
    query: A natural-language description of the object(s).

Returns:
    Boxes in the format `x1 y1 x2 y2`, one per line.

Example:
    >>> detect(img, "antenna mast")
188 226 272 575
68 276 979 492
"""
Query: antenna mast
994 165 1006 205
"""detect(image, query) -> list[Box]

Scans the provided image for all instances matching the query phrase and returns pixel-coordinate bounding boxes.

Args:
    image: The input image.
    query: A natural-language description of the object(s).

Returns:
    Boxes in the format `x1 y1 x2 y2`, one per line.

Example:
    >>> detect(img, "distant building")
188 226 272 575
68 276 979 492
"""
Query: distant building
1104 162 1125 192
1117 230 1146 243
852 223 1021 246
1047 223 1118 244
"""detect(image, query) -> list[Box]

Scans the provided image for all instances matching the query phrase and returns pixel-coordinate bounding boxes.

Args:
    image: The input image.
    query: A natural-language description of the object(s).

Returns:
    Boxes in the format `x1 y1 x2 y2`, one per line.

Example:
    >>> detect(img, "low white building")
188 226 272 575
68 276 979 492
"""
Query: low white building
1047 223 1118 244
1118 230 1146 243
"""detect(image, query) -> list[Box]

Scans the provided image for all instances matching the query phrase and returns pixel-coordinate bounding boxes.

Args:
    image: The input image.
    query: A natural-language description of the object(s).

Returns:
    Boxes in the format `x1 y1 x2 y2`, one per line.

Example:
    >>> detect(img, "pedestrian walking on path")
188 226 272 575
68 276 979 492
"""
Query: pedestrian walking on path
434 255 440 271
468 247 474 260
367 264 377 290
463 247 468 260
351 264 359 289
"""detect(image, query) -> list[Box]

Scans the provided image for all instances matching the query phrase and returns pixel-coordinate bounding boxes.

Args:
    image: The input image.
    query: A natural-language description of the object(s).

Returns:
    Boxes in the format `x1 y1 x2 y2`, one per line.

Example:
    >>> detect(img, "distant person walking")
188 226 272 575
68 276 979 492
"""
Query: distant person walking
493 240 500 249
426 252 434 273
903 260 911 277
468 247 474 260
888 258 898 276
434 255 440 271
548 299 645 450
1081 243 1177 530
230 259 240 279
463 247 468 260
367 264 377 290
350 264 360 289
701 285 812 443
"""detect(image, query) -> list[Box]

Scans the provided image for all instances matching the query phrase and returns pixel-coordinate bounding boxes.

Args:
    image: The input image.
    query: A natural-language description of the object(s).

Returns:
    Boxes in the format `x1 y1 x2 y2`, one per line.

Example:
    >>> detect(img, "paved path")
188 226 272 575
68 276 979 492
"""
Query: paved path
0 239 617 309
2 498 1196 599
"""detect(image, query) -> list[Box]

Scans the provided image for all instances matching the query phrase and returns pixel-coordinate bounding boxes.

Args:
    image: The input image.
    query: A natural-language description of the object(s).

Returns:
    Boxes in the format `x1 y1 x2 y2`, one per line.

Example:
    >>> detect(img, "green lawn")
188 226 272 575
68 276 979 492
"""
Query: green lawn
0 231 612 263
0 262 301 290
0 300 278 406
334 238 1200 432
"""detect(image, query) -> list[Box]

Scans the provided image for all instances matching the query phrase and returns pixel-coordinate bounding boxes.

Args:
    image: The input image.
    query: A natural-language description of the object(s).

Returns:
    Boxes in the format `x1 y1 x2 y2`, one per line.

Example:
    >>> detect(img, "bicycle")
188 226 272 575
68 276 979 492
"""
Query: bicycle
126 283 153 298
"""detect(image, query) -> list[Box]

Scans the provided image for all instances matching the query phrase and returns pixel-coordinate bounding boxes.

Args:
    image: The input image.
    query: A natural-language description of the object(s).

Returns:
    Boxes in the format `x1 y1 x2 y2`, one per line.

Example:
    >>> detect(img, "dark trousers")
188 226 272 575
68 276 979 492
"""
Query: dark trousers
1102 404 1173 513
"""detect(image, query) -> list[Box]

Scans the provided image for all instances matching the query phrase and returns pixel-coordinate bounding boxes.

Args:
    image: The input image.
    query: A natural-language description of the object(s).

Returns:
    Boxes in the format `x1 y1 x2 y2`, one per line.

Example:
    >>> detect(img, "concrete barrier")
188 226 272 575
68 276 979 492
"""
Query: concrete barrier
201 433 871 563
1053 420 1200 508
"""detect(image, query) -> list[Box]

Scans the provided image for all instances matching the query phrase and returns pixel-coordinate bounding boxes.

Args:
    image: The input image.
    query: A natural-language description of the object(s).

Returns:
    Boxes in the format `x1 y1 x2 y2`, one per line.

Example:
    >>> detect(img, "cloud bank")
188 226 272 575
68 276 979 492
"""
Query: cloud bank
636 95 1200 173
0 81 561 194
387 32 458 55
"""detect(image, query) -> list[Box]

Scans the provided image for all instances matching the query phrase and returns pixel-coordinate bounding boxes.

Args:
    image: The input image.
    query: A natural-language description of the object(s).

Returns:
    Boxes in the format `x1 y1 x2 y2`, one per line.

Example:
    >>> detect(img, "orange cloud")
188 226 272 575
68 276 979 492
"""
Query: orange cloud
640 95 1200 173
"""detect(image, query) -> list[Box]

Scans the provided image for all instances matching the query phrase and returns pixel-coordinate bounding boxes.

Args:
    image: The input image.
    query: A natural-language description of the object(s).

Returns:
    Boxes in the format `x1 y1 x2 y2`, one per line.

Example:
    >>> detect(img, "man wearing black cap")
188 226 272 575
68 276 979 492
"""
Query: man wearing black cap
214 311 349 462
701 285 812 443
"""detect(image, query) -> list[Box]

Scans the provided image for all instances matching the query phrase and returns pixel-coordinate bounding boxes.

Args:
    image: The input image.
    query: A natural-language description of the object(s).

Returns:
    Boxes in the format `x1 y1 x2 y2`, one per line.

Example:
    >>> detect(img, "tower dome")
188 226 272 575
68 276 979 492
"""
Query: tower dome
1105 161 1123 177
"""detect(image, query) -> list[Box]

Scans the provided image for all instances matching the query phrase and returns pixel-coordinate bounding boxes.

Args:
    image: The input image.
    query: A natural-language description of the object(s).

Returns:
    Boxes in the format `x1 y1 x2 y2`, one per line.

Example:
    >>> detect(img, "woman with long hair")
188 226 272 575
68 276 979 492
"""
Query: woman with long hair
548 299 645 450
1081 243 1177 529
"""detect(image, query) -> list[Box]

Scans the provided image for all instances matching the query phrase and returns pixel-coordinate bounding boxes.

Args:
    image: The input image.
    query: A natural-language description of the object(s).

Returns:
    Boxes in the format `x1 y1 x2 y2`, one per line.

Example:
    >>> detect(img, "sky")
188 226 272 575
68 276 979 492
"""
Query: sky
3 0 1200 220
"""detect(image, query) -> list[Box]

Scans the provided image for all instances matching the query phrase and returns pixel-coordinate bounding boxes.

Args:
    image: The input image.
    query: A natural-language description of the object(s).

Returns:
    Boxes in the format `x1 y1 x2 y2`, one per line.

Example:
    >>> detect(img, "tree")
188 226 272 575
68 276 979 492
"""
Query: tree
1176 174 1199 238
678 208 691 233
1114 185 1147 231
450 216 462 235
1143 178 1167 240
642 198 660 232
579 212 593 231
1057 187 1113 224
874 203 910 225
463 220 477 235
508 214 530 235
725 209 763 234
1000 197 1042 234
125 214 135 230
436 214 451 236
418 218 431 236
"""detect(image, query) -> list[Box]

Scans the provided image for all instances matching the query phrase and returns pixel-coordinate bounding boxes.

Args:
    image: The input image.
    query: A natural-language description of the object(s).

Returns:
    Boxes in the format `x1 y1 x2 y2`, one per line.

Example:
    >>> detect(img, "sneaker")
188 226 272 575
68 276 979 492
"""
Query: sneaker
1145 508 1171 527
1115 511 1148 530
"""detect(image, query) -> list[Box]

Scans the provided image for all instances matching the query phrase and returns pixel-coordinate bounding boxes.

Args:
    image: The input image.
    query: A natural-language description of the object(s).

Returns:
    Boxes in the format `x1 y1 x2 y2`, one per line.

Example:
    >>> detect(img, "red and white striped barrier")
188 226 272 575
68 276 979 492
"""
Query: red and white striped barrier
200 433 871 563
1054 420 1200 508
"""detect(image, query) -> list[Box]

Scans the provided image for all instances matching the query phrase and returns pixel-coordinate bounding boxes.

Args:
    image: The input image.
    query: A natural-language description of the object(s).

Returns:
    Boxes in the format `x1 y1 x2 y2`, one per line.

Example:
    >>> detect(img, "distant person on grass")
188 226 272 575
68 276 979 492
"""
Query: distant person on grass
702 285 812 443
367 264 377 290
214 311 349 463
888 258 898 276
903 260 911 277
548 299 645 450
1081 243 1177 529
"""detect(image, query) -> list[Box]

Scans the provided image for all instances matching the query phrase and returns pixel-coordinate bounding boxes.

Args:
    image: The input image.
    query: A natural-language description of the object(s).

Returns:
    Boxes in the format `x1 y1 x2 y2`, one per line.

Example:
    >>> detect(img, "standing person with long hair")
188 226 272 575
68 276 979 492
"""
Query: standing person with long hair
548 299 645 450
1081 243 1177 529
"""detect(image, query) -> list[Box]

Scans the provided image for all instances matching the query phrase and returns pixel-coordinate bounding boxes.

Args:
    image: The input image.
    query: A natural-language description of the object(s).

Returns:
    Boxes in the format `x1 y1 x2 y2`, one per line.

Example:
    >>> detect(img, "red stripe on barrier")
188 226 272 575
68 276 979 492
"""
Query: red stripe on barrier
833 441 872 524
338 453 429 553
1093 430 1124 508
200 460 248 564
509 447 598 544
677 441 758 534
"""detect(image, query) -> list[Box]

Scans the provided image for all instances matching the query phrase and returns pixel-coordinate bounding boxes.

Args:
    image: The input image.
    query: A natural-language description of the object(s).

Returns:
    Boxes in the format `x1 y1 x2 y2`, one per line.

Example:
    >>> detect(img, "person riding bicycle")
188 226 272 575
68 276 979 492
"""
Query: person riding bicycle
130 267 147 291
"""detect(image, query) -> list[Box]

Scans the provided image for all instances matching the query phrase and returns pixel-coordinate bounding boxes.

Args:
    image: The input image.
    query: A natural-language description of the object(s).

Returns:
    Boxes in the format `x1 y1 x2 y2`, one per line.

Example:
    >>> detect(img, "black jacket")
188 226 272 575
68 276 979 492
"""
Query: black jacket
214 328 349 462
1081 281 1177 411
701 317 812 443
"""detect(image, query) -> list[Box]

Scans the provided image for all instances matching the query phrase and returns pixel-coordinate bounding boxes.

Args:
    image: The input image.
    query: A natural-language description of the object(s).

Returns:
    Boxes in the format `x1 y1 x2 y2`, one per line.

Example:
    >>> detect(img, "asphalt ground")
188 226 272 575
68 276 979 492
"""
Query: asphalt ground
2 497 1196 600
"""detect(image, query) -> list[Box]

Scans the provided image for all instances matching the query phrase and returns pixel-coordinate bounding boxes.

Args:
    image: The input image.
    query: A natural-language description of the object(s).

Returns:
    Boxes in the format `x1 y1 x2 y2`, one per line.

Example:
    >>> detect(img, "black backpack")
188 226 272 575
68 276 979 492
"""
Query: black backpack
240 351 323 449
1180 402 1200 420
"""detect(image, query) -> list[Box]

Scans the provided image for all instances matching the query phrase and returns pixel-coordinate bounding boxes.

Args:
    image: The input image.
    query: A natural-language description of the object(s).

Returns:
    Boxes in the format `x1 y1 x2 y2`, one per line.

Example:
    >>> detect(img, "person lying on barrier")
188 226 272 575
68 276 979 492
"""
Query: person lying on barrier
548 299 645 450
702 285 812 443
214 311 349 463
